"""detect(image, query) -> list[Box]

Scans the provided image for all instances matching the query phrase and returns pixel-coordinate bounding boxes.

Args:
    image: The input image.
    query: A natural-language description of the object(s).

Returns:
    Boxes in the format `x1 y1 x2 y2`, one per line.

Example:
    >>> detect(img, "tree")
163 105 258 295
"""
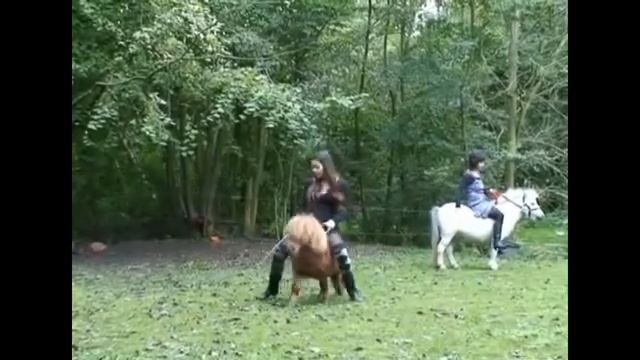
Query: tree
72 0 567 244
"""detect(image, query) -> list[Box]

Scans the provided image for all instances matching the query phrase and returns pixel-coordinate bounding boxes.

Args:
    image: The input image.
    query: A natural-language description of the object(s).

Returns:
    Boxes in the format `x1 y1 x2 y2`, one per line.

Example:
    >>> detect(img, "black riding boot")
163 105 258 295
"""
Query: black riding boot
491 217 508 251
261 254 285 299
501 236 521 250
337 254 363 302
487 208 507 251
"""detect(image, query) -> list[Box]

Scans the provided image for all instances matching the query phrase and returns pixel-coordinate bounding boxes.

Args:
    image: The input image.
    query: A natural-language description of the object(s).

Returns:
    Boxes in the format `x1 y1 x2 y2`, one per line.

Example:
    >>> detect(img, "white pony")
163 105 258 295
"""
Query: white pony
430 188 545 271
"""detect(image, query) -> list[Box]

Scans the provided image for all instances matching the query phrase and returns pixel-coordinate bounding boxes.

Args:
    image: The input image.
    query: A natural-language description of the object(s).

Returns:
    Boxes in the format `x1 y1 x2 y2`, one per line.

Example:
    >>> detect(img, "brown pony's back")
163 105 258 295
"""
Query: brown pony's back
286 214 328 255
285 214 343 303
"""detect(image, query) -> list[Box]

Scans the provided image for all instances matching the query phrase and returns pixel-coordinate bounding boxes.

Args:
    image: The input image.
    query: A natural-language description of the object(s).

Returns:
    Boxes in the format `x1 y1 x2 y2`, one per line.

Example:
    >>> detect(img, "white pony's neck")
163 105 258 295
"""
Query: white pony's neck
496 188 525 239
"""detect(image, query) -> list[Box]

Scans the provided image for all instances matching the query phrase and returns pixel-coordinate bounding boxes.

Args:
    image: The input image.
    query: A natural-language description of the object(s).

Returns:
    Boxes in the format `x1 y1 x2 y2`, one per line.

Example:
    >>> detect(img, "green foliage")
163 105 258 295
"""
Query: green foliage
72 0 567 241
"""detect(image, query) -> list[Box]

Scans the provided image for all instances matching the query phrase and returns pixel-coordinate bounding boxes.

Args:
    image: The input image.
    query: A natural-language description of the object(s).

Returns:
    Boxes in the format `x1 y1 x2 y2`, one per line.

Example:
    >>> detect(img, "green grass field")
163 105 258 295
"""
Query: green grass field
72 224 567 360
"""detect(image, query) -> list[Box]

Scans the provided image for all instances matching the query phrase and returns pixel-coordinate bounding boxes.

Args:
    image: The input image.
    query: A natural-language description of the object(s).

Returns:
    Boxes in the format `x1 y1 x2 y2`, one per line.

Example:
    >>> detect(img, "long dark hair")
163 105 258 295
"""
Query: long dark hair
307 150 344 202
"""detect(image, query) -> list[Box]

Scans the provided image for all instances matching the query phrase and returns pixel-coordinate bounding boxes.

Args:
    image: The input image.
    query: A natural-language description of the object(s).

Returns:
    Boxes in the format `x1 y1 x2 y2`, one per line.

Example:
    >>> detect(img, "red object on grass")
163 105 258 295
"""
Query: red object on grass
88 242 107 254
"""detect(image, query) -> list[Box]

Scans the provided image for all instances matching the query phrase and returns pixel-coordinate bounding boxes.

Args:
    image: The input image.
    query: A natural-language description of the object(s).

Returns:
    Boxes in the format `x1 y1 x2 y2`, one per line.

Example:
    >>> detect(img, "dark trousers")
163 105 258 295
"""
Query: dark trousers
486 207 504 250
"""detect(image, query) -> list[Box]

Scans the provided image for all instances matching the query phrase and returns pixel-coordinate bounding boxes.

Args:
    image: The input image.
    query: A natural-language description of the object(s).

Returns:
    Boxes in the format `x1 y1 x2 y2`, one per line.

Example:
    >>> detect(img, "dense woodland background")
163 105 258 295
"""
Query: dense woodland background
72 0 567 245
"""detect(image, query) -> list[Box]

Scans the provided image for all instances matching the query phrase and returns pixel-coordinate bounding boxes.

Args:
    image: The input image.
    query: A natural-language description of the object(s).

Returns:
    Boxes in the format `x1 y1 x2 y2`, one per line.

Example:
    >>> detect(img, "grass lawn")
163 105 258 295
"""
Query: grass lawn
72 223 567 360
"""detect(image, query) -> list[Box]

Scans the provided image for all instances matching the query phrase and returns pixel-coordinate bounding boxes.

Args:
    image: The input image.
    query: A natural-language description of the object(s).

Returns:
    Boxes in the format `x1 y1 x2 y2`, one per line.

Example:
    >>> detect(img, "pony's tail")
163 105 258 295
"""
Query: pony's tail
430 207 440 262
285 214 328 255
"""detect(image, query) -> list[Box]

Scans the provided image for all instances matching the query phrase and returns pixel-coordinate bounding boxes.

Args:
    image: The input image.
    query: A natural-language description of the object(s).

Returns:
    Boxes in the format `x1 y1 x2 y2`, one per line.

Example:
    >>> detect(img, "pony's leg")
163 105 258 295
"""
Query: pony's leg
331 274 343 296
289 275 302 305
436 236 452 270
445 244 459 269
318 278 329 302
432 246 438 268
488 248 499 271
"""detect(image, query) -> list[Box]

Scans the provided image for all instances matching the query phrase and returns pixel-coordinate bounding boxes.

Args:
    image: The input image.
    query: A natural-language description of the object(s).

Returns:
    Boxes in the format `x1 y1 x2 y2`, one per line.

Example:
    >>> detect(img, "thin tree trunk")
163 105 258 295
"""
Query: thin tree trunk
469 0 475 37
200 126 219 214
382 0 396 232
250 121 268 231
243 176 254 237
398 0 408 225
352 0 373 229
231 123 243 225
242 122 254 237
459 85 468 154
285 153 295 213
243 120 268 237
164 91 187 220
166 141 186 218
205 145 224 233
177 108 195 222
200 126 223 236
505 7 520 188
194 132 205 194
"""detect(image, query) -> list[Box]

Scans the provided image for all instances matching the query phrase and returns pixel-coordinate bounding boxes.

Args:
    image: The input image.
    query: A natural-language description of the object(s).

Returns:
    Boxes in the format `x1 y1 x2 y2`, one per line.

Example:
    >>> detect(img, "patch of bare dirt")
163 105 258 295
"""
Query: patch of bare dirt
72 238 405 269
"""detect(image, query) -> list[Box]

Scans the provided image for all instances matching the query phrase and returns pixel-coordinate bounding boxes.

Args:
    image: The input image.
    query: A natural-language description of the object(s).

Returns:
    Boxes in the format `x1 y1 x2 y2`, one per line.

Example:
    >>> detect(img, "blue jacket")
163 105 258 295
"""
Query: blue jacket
456 170 493 218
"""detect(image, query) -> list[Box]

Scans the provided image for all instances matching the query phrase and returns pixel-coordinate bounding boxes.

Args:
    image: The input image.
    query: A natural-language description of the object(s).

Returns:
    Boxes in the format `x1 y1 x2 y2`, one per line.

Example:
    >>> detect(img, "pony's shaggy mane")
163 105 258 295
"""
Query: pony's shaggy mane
286 214 328 255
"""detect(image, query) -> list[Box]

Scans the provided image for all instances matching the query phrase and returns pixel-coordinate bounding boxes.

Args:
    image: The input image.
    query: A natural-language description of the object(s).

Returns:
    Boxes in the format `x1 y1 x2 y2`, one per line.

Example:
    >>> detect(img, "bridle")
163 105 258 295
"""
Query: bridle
501 193 541 218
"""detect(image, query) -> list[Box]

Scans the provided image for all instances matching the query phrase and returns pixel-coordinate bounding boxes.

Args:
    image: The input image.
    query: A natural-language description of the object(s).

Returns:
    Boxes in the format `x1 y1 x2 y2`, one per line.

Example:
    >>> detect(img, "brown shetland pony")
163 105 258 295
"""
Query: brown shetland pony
285 214 343 304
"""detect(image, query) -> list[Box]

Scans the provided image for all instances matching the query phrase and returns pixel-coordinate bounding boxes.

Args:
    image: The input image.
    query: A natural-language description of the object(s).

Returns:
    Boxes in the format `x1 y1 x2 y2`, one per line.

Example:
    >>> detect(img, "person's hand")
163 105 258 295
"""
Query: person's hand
322 219 336 231
488 189 501 200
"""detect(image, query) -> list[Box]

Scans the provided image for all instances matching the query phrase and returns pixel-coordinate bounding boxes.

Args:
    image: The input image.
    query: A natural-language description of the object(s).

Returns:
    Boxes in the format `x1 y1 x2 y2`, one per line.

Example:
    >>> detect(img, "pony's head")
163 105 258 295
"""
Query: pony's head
502 188 545 220
285 214 329 255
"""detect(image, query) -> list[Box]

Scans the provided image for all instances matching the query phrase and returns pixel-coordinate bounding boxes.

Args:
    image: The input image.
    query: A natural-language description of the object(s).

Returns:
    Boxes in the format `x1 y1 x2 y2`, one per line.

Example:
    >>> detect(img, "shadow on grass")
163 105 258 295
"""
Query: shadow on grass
259 293 350 308
451 263 495 271
411 256 493 273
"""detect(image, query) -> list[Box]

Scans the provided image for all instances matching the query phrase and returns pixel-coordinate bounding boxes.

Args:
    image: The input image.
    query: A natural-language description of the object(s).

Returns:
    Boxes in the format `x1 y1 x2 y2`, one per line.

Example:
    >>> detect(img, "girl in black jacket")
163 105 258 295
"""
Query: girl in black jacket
260 150 363 302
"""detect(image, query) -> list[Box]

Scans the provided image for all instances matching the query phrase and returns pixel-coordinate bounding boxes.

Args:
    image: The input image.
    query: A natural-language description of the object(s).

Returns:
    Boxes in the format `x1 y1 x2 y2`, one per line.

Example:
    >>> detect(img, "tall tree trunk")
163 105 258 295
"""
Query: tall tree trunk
206 148 224 231
243 120 268 237
250 121 268 231
382 0 397 232
469 0 475 37
166 141 186 218
243 176 254 237
505 7 520 188
352 0 373 229
459 85 468 154
194 134 205 193
273 151 296 239
164 91 187 220
200 126 223 237
285 153 295 214
177 108 195 223
398 0 409 225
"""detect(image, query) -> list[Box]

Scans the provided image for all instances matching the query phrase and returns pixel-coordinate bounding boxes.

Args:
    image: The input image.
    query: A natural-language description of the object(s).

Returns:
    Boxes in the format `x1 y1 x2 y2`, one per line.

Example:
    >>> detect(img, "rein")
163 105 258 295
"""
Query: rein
500 193 540 218
262 227 331 263
263 234 290 263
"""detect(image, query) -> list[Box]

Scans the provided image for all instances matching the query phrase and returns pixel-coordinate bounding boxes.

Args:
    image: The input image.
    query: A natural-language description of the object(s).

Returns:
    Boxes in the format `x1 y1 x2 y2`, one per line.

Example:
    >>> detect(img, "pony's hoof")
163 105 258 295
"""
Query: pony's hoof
288 295 300 306
488 261 498 271
451 264 460 270
437 265 447 271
